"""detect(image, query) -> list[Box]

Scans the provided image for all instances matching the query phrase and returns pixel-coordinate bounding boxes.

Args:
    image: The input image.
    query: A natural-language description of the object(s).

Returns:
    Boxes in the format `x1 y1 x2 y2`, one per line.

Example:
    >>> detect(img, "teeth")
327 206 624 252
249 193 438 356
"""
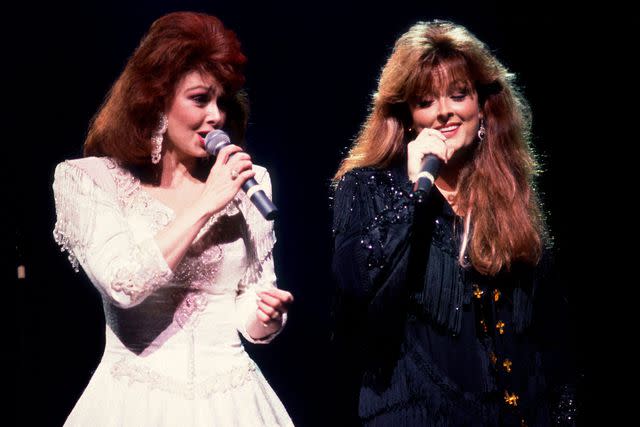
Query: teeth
440 125 459 132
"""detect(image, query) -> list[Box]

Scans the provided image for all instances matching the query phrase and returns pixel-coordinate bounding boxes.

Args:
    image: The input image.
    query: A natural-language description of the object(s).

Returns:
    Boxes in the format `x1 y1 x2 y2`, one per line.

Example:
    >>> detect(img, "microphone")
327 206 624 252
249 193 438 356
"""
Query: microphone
204 130 278 221
414 154 442 204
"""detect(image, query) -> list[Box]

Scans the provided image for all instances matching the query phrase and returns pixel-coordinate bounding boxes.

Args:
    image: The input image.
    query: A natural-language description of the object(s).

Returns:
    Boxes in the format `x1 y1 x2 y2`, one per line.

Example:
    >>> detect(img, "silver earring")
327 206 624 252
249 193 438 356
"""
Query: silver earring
151 114 168 164
477 118 486 143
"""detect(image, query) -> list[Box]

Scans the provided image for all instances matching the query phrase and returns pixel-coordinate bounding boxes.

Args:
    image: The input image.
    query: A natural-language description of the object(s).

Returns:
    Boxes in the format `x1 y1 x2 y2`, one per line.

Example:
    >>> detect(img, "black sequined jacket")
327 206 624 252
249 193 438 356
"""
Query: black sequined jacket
331 166 577 426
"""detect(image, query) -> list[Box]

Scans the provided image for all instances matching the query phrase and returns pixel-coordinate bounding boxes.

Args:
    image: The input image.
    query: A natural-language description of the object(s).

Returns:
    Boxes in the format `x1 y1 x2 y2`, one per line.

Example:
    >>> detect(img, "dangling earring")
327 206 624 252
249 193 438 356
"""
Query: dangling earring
151 114 168 164
477 118 486 143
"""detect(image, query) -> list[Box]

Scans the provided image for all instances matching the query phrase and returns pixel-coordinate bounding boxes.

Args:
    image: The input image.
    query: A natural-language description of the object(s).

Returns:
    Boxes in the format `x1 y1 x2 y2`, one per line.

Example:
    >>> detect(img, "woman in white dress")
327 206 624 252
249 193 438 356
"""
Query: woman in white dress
52 11 294 426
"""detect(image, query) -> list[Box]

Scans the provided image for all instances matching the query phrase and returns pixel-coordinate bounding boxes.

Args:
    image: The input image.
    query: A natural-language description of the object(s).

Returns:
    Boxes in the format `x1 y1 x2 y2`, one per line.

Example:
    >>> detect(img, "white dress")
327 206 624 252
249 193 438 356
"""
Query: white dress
52 157 294 427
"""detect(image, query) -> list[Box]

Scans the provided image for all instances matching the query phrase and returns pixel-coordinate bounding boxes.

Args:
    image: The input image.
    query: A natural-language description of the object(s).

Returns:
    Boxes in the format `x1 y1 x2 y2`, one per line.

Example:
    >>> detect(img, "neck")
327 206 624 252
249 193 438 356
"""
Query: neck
435 144 476 192
435 158 468 217
436 164 460 192
158 149 199 188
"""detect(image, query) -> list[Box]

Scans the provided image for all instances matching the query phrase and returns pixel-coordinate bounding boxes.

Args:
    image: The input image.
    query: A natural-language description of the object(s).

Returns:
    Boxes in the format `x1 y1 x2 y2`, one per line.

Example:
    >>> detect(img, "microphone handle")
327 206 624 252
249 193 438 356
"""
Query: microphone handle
241 178 278 220
414 154 442 203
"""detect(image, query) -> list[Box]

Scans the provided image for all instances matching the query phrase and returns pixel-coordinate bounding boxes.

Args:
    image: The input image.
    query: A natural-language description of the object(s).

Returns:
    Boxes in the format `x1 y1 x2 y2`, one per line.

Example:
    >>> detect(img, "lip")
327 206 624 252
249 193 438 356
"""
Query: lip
437 123 461 138
435 123 461 131
197 130 211 146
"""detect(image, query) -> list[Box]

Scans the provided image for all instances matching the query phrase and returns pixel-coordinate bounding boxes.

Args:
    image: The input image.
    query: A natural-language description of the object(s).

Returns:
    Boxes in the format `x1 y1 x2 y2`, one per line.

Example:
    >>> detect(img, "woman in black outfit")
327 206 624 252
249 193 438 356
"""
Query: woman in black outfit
331 20 576 426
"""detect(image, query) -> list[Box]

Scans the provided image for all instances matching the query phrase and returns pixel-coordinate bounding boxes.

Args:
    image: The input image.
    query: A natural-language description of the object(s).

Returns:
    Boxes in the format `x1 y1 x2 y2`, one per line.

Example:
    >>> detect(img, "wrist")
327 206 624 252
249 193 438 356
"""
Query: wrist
247 316 282 340
194 197 224 218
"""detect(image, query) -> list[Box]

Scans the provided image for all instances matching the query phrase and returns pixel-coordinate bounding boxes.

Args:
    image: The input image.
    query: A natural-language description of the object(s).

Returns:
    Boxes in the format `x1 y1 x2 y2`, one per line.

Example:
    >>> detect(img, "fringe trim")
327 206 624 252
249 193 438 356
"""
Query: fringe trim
513 287 533 334
332 168 381 236
419 244 465 334
237 168 277 290
52 161 100 271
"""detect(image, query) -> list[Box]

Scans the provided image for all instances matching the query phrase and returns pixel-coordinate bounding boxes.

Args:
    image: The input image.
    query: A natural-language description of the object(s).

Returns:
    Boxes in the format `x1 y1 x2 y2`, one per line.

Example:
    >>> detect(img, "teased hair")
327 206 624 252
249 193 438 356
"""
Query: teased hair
84 12 248 183
335 20 546 275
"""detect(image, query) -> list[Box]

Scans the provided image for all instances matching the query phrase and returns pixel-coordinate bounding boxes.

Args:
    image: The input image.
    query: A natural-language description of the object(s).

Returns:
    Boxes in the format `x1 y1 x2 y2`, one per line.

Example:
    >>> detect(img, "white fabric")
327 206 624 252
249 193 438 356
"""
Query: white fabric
53 157 292 427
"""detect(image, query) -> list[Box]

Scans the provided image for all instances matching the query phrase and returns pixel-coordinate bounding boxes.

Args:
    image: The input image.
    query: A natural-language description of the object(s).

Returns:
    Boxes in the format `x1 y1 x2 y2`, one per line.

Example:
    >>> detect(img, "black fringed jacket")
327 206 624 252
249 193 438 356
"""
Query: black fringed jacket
331 166 577 426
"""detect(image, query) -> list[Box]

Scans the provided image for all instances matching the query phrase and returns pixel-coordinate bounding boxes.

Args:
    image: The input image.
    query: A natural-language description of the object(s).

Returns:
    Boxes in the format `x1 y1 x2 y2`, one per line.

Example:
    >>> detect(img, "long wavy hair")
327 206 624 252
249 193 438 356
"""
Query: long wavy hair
334 20 546 275
84 12 248 183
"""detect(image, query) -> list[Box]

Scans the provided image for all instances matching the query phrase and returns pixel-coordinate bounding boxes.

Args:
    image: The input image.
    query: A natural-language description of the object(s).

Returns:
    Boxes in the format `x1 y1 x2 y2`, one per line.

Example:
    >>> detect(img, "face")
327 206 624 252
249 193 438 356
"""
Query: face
163 71 226 160
409 79 482 155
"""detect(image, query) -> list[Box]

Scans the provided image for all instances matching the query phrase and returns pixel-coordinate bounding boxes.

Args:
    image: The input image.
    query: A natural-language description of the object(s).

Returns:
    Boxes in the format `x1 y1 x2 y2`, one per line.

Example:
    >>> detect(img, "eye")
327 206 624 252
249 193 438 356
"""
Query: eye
192 93 211 105
416 99 433 108
451 93 467 101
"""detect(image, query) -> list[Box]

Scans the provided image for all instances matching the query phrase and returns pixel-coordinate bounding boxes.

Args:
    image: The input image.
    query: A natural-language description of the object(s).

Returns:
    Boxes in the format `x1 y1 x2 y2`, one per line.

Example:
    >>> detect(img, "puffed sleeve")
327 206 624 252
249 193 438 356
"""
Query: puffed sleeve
52 159 173 308
234 167 287 344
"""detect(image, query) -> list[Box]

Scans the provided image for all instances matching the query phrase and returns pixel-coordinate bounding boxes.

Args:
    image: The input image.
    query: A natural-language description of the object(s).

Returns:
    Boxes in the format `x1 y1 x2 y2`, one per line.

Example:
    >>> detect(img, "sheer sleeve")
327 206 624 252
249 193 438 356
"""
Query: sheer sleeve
52 159 173 308
234 167 286 344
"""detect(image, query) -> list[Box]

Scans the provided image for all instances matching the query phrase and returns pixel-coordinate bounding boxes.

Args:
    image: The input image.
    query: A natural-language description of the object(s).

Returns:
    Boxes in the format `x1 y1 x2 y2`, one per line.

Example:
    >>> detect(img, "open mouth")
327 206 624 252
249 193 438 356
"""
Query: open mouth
439 124 460 133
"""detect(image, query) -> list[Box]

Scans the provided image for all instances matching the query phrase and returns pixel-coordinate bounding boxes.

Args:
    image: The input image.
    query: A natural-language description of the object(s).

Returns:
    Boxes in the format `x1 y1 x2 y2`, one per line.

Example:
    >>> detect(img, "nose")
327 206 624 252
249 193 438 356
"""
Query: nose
206 101 223 127
435 97 453 123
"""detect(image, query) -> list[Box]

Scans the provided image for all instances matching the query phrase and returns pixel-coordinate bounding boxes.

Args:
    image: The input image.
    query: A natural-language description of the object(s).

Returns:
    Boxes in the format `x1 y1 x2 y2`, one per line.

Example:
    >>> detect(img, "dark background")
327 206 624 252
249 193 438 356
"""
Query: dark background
8 1 604 426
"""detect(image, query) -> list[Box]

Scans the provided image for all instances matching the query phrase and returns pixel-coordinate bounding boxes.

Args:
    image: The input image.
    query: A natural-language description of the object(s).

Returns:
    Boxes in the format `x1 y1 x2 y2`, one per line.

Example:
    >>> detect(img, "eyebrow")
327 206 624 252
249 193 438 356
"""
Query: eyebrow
185 85 215 92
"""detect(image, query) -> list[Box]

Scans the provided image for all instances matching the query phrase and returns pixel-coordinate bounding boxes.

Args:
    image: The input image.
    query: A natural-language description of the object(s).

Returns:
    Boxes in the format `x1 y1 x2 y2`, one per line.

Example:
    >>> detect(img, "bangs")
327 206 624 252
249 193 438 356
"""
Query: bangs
405 54 475 101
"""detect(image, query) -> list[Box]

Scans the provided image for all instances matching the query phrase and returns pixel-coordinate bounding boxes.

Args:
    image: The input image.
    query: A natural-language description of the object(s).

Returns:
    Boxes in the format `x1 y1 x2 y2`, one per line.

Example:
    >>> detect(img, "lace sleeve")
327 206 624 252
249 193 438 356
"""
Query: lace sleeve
52 160 173 308
234 167 286 344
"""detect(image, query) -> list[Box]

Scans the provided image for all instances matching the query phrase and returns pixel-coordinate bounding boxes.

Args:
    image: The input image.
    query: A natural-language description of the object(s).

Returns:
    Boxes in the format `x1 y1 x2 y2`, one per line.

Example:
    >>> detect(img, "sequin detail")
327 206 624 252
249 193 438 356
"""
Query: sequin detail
552 385 578 426
350 170 414 270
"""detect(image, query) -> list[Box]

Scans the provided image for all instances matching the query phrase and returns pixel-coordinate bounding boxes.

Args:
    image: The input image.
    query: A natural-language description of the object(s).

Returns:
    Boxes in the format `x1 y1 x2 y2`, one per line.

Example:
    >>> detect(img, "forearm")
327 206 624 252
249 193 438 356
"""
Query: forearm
154 202 211 270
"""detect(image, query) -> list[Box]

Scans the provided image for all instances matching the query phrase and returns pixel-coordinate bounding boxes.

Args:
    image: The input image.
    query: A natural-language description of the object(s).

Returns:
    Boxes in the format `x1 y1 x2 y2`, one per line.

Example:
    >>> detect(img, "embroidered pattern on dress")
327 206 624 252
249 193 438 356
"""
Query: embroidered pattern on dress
105 158 141 210
107 240 173 303
110 357 258 399
171 289 209 328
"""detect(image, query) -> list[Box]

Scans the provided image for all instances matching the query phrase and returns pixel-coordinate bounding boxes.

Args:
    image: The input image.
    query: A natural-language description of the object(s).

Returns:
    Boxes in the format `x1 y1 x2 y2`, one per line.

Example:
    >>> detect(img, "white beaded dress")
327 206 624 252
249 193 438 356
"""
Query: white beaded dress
52 157 293 426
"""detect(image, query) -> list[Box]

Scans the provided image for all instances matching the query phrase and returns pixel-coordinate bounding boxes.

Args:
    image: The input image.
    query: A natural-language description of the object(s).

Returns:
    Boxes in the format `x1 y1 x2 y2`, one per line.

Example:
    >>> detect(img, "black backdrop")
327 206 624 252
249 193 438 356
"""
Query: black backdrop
9 1 603 426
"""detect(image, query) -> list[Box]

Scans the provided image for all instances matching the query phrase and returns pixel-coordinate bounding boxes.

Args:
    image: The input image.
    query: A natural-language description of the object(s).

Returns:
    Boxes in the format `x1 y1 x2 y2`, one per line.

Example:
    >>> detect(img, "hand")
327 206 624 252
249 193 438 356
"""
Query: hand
407 128 453 182
256 288 294 326
197 144 255 215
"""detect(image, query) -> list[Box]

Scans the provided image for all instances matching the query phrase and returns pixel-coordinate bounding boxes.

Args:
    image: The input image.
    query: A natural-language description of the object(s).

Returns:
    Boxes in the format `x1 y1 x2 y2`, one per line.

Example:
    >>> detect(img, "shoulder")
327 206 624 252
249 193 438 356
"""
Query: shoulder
56 156 115 174
53 156 128 196
332 166 414 235
333 167 378 199
55 156 120 180
334 166 410 200
332 167 390 234
336 166 381 185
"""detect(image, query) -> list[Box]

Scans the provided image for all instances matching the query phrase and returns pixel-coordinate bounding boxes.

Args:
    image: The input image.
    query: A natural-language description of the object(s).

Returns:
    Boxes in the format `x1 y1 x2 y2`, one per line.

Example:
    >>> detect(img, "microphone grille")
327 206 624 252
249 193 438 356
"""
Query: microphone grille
204 130 230 156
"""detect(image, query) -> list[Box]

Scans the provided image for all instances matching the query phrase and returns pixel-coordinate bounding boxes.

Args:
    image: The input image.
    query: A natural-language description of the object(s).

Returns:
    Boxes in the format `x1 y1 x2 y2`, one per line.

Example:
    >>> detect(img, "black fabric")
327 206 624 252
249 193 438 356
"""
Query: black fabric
331 166 577 426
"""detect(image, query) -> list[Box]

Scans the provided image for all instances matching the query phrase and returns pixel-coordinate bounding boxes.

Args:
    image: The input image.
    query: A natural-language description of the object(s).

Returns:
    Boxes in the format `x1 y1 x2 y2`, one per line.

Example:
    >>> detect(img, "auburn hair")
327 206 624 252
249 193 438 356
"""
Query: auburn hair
83 12 248 183
334 20 546 275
